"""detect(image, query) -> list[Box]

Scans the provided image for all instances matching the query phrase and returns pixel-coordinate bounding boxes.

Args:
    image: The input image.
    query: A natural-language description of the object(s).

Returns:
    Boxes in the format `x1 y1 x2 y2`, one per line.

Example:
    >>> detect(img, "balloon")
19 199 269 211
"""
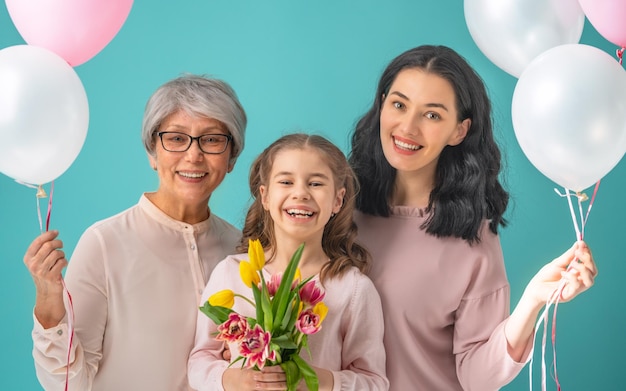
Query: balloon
512 44 626 192
0 45 89 185
464 0 585 77
5 0 134 66
579 0 626 48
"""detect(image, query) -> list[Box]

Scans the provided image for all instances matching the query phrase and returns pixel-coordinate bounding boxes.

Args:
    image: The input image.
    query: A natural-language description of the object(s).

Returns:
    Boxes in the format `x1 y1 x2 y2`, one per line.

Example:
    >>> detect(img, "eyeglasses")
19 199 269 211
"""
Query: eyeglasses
156 131 232 154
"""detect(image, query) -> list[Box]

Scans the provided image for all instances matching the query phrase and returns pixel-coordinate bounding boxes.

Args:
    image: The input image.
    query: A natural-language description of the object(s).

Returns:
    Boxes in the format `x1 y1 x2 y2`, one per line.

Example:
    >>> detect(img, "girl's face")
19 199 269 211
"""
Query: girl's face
379 68 470 181
149 109 234 214
259 147 345 245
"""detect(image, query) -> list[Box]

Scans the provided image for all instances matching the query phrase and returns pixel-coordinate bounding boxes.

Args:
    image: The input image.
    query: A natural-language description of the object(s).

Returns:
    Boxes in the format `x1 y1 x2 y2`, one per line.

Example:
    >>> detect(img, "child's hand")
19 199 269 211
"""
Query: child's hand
526 241 597 306
223 365 287 390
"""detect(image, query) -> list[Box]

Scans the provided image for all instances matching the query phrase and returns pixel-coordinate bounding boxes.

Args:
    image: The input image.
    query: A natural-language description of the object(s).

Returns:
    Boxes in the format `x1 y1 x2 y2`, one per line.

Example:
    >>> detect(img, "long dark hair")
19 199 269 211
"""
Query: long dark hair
348 45 508 244
239 133 370 282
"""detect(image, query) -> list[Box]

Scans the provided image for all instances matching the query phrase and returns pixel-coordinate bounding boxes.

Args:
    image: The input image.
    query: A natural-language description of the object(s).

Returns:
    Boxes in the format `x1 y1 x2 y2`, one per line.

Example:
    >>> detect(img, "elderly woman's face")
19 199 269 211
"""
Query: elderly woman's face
149 109 233 212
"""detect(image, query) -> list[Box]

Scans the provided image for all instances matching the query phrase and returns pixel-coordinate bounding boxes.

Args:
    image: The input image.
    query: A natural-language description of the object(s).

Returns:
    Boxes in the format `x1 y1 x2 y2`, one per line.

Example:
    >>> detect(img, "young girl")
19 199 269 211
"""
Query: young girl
188 133 388 391
349 45 597 391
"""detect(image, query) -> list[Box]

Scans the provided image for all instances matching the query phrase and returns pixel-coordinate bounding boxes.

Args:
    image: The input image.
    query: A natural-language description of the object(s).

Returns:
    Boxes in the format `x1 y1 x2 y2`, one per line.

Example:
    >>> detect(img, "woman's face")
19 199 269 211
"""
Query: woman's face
149 109 233 214
379 68 470 181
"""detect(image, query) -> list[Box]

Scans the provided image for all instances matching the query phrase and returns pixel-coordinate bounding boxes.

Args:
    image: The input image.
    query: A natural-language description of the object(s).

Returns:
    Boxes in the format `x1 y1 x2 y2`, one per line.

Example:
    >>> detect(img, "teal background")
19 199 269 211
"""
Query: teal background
1 1 623 389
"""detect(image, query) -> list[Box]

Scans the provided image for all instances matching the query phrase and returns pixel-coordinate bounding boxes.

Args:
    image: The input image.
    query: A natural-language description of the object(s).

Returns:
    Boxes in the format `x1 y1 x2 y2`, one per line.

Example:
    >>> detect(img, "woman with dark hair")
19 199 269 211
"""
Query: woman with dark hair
349 45 597 390
24 74 247 391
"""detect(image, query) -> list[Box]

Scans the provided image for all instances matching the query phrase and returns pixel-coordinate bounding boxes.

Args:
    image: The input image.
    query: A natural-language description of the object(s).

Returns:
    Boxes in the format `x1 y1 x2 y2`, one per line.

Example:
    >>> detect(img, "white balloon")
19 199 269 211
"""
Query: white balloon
0 45 89 185
512 44 626 192
464 0 585 77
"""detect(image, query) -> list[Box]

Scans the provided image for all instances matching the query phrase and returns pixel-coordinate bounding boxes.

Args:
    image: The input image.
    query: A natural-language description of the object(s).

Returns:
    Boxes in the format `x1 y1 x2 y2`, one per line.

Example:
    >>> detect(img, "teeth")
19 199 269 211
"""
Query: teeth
179 172 206 178
394 139 422 151
286 209 313 217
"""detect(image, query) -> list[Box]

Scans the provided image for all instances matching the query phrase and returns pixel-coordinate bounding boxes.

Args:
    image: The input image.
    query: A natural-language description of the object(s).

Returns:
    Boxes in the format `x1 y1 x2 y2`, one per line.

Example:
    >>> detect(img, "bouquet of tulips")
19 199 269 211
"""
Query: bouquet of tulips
200 239 328 391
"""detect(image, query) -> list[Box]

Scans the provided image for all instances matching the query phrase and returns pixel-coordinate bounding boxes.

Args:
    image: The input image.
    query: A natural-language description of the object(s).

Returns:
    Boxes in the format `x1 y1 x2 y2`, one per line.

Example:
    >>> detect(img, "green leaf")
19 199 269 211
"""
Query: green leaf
261 282 274 331
284 296 301 332
280 360 301 391
271 334 299 350
272 243 305 327
198 302 233 325
227 355 245 368
280 295 298 331
251 283 263 328
292 355 319 391
301 335 313 360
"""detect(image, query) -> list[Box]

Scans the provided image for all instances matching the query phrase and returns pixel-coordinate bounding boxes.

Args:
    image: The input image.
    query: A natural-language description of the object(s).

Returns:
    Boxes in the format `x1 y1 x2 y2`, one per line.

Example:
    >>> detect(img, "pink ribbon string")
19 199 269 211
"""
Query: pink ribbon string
62 279 75 391
529 181 600 391
33 182 74 391
617 48 625 65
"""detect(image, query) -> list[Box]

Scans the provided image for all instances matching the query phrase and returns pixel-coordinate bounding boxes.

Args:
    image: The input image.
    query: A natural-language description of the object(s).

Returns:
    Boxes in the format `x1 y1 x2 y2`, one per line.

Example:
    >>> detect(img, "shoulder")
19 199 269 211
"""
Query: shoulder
461 221 508 298
75 203 140 245
212 253 246 274
326 267 380 302
209 214 241 238
84 202 141 232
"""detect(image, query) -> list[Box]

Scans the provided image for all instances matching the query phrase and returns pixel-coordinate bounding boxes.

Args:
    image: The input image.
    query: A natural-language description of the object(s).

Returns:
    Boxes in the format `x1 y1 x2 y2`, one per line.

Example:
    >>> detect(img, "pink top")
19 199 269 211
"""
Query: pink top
354 206 531 391
188 254 389 391
31 195 241 391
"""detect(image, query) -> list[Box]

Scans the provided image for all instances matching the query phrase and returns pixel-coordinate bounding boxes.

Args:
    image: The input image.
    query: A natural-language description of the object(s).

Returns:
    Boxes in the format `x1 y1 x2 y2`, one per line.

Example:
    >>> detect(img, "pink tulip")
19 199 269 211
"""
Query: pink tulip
216 313 248 343
239 324 276 369
295 308 323 335
299 280 325 306
266 273 283 297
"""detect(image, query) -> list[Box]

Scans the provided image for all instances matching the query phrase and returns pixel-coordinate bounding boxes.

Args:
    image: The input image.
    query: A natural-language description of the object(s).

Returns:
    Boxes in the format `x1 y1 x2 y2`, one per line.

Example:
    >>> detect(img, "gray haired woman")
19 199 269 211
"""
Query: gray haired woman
23 75 247 391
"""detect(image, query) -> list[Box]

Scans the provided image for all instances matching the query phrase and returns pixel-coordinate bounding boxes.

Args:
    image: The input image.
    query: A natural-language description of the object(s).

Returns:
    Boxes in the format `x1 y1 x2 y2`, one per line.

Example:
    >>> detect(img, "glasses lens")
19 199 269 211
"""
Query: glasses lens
199 134 229 153
161 132 191 152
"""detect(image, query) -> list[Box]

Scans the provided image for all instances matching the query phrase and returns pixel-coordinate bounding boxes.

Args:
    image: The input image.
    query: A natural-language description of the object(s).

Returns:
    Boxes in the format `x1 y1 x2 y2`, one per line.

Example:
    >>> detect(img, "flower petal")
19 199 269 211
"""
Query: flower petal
208 289 235 308
248 239 266 271
240 261 260 288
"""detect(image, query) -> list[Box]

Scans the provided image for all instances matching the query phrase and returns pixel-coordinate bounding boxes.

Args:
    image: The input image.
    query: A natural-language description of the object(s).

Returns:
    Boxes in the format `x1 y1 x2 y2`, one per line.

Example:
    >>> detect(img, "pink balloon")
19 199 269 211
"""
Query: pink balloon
5 0 133 66
579 0 626 48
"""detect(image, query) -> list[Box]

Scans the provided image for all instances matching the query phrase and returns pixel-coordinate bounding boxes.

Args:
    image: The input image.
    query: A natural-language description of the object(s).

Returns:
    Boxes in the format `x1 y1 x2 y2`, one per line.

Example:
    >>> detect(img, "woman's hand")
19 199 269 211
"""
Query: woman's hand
526 240 597 306
23 230 68 328
223 366 287 390
506 241 597 361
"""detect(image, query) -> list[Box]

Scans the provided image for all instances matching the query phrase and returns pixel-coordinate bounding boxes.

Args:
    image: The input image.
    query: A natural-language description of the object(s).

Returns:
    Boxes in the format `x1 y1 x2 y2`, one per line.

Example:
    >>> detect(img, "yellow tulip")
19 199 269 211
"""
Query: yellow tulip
313 302 328 324
208 289 235 308
248 239 266 271
293 268 301 284
240 260 260 288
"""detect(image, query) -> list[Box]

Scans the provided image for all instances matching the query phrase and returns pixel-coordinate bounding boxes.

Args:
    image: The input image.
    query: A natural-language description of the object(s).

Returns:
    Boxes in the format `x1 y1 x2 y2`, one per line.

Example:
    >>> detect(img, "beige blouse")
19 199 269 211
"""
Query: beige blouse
32 195 241 391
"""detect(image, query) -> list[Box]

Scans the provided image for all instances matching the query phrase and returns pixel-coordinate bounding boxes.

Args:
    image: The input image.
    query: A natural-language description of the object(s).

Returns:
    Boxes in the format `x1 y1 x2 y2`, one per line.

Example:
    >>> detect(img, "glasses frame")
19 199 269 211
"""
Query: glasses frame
156 131 233 154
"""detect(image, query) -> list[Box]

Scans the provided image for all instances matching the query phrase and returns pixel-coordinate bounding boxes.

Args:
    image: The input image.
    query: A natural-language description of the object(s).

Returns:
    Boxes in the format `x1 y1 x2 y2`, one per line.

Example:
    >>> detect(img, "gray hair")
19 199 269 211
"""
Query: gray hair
142 74 247 165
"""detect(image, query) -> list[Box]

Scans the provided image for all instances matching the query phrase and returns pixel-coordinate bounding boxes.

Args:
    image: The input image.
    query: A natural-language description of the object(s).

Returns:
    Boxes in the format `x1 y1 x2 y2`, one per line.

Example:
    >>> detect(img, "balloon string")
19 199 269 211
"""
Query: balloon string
62 278 75 391
617 47 625 65
29 182 73 391
46 181 54 231
530 182 599 391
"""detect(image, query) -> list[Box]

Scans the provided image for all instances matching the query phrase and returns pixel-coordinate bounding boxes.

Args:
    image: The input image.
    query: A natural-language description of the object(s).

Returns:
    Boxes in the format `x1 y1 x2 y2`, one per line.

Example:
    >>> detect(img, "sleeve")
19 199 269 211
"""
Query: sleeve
332 274 389 391
31 227 108 390
453 236 533 391
187 261 231 391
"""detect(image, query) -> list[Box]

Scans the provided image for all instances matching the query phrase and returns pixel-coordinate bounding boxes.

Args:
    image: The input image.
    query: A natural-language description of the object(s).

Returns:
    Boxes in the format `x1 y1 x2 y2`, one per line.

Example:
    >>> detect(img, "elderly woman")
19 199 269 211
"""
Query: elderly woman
23 75 247 391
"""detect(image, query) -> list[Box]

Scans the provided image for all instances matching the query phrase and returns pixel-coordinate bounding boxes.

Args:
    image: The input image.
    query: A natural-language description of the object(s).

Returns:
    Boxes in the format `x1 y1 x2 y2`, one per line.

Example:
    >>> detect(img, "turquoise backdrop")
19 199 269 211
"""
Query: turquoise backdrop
1 1 623 390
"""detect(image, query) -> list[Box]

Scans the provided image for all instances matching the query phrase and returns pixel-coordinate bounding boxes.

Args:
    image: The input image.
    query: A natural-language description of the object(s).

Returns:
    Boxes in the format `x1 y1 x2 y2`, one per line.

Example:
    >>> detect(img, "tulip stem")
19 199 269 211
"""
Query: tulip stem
235 293 256 308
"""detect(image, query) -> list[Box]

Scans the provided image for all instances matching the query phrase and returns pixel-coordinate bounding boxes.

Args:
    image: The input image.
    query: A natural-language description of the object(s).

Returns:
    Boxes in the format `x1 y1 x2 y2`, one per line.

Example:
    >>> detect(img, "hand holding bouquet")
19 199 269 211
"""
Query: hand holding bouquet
200 240 328 391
